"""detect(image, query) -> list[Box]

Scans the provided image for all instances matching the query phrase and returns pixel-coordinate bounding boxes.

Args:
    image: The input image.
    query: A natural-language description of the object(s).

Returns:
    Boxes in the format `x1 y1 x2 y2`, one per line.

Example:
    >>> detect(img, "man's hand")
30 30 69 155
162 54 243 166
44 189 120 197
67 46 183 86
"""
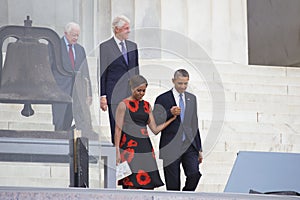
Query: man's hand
100 96 108 111
198 151 203 164
170 106 181 116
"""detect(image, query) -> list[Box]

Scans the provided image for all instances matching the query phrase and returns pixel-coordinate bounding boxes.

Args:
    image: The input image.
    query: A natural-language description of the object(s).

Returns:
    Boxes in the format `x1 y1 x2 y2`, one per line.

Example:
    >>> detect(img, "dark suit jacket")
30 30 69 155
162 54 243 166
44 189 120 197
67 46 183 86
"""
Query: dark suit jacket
52 37 92 96
100 37 139 105
51 37 92 131
154 89 202 161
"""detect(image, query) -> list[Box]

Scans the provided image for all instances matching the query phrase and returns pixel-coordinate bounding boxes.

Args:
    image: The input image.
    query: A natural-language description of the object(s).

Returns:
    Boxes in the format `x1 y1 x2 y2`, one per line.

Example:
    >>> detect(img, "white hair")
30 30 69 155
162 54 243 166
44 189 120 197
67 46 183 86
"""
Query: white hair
112 15 130 33
64 22 80 34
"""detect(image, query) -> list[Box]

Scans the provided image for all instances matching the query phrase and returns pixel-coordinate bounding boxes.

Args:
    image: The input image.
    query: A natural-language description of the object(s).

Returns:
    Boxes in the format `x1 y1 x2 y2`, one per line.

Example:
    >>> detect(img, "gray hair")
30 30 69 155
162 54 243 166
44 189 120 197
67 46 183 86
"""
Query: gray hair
174 69 189 79
112 15 130 33
64 22 80 34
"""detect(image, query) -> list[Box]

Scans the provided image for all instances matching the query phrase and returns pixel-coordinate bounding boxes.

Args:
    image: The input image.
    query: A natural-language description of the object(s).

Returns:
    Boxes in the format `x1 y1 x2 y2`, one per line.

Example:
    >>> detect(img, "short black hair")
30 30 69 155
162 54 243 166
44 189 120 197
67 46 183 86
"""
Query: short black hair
174 69 189 79
129 75 148 89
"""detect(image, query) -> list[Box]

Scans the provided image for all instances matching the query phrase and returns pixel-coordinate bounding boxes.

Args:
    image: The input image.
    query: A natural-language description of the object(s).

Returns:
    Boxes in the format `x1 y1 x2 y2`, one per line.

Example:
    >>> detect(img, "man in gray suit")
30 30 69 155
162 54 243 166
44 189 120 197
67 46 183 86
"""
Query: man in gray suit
51 22 93 133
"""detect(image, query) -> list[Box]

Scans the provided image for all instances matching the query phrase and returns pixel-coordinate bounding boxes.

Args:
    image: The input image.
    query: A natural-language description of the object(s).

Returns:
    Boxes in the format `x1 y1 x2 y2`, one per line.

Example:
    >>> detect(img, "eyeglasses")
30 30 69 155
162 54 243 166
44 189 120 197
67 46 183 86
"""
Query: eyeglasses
70 32 79 38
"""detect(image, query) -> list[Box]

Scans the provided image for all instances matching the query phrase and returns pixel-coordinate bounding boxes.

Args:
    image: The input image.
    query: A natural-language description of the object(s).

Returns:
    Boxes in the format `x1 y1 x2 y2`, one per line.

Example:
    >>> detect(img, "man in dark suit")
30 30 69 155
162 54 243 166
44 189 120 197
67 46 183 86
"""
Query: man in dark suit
51 22 93 133
154 69 203 191
100 15 139 144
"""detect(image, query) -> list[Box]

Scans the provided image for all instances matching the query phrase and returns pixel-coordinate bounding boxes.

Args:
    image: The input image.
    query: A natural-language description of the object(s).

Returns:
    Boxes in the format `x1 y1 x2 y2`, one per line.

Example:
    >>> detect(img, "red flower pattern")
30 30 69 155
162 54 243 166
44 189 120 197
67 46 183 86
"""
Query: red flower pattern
127 139 138 147
123 177 134 187
125 99 139 112
121 148 135 163
120 134 126 148
143 101 150 113
136 170 151 186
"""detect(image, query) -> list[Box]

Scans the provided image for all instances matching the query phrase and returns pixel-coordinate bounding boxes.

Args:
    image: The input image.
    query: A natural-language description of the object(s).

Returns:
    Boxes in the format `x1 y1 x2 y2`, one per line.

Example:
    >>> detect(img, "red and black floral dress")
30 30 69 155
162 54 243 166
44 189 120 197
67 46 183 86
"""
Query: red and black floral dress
118 99 164 189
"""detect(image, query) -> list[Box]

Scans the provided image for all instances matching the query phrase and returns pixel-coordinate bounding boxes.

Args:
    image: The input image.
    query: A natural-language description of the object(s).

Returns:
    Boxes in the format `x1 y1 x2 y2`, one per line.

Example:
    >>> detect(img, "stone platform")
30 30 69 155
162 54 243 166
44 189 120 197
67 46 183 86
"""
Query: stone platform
0 187 299 200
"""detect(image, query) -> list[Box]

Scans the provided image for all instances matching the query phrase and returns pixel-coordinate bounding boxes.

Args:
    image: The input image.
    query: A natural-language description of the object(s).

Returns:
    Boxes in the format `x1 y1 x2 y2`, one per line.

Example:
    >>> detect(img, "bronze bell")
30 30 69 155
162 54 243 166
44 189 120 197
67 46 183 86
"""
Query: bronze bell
0 16 72 117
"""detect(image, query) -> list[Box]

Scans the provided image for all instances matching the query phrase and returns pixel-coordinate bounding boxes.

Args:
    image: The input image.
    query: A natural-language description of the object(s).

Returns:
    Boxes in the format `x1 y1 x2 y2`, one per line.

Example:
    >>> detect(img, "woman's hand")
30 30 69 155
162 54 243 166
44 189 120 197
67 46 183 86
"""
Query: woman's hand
171 114 177 120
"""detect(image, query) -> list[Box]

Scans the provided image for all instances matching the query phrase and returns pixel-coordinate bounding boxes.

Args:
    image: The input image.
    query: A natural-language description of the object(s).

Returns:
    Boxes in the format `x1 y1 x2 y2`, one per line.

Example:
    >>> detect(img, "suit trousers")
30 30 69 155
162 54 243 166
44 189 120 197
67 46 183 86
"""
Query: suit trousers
52 102 73 131
62 102 73 131
163 143 201 191
108 103 118 144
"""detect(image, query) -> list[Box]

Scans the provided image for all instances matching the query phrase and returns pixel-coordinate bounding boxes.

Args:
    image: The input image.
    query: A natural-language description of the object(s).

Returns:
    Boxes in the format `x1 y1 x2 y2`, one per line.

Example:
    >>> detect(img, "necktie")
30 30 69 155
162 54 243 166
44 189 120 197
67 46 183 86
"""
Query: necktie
179 93 186 141
68 44 75 69
120 41 128 65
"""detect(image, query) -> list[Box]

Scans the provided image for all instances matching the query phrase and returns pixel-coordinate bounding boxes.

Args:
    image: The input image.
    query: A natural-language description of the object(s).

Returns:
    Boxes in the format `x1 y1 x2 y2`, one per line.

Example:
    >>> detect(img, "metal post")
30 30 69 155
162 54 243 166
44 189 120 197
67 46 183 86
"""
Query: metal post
69 129 89 187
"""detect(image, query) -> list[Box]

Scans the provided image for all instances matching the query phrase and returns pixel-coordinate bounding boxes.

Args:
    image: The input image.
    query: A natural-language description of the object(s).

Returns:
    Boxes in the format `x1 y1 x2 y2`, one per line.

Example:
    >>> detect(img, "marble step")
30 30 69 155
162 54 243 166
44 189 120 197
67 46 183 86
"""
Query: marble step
200 172 230 187
0 121 54 131
0 162 102 188
0 110 52 124
0 162 67 179
197 183 226 193
201 121 300 136
200 161 233 175
215 141 300 153
215 63 287 77
140 61 300 98
222 121 299 134
0 104 52 113
2 93 300 118
219 73 300 87
0 167 103 189
224 101 300 114
139 60 299 81
216 62 300 80
0 186 290 199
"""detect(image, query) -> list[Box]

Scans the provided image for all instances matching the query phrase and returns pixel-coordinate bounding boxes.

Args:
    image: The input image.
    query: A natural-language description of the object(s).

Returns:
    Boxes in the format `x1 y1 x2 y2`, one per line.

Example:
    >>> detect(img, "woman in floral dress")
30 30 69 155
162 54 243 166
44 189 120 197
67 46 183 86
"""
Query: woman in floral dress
115 75 178 189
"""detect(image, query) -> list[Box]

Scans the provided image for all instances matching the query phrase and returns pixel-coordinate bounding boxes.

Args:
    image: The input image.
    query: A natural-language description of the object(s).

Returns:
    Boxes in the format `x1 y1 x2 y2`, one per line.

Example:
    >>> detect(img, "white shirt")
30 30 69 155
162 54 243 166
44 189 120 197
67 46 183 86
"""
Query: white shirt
63 36 76 59
113 35 126 53
172 88 185 107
